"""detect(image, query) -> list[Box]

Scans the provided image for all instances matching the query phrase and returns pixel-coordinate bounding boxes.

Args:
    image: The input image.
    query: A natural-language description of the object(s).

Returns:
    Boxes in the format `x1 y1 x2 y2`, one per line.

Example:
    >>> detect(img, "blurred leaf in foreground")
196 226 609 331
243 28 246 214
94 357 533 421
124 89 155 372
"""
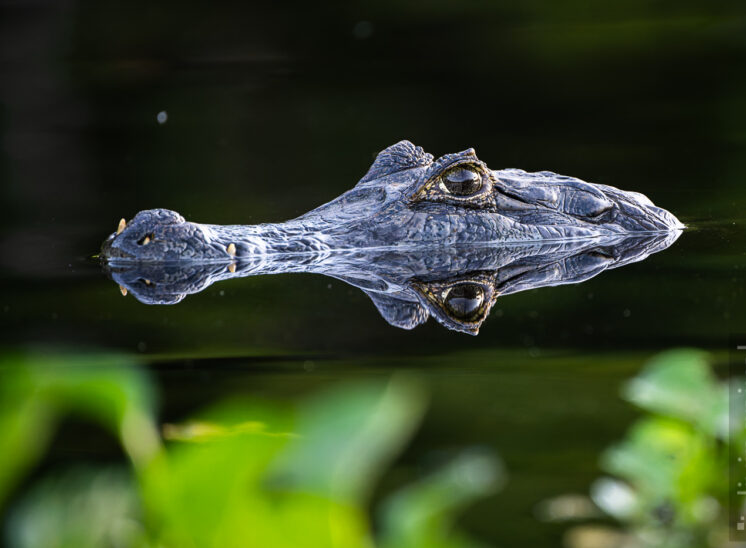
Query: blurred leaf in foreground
272 377 427 502
380 449 504 548
621 349 728 438
142 377 428 548
600 417 718 525
1 352 500 548
560 349 733 548
0 351 157 506
141 399 303 548
6 467 149 548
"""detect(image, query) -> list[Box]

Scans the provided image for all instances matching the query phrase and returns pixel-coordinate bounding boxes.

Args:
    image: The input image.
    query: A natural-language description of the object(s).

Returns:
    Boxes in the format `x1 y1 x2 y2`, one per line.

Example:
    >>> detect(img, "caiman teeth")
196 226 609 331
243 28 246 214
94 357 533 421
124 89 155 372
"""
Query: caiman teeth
226 243 236 256
142 236 151 245
119 285 127 296
144 279 151 286
228 263 236 273
117 218 126 235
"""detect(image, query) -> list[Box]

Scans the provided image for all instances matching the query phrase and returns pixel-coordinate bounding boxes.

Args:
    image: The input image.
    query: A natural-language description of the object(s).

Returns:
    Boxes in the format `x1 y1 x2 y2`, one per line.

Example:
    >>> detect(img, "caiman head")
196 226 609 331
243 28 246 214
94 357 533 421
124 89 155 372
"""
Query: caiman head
101 140 683 262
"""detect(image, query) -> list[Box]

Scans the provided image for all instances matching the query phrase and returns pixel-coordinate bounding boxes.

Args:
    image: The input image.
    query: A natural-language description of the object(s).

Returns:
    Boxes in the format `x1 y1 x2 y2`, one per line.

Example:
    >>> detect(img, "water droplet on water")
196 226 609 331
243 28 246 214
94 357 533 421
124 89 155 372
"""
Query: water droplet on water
157 111 168 124
352 20 374 39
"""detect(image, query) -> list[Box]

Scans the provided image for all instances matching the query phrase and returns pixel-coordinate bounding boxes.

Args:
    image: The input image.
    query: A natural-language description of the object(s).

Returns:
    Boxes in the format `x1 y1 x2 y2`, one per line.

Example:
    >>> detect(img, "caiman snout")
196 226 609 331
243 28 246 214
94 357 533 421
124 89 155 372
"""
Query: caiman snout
102 209 233 262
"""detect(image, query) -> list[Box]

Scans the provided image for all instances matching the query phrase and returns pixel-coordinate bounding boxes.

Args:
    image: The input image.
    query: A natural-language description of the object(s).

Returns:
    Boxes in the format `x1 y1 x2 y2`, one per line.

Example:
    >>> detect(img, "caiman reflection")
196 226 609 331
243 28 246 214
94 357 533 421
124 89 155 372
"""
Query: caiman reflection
104 234 679 334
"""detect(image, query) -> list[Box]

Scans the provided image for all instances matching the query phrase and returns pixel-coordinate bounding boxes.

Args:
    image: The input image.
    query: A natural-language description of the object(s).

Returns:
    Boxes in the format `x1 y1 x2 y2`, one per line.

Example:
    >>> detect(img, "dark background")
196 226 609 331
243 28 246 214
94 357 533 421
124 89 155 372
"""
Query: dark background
1 0 744 353
1 1 745 545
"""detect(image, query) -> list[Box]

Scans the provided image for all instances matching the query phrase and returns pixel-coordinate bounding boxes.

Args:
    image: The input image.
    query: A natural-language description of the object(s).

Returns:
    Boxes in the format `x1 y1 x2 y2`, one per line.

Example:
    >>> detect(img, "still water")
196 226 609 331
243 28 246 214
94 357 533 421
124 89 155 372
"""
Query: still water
1 1 745 546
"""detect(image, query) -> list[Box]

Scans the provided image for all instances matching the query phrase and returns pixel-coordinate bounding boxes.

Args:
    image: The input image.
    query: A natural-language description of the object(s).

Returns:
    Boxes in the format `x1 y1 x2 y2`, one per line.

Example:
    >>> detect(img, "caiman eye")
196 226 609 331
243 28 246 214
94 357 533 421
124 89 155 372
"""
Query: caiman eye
440 167 483 196
443 283 485 320
410 155 493 207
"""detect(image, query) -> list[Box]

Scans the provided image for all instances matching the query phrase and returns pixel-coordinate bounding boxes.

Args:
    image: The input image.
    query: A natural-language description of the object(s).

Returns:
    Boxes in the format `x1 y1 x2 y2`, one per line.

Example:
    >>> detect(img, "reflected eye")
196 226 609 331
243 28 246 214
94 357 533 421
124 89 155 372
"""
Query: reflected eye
443 283 485 319
440 167 483 196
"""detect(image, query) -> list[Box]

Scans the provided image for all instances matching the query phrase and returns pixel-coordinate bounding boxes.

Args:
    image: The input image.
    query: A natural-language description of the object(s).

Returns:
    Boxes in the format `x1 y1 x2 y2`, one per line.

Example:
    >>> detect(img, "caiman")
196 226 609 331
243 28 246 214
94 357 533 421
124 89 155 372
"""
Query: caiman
99 141 683 334
100 140 683 262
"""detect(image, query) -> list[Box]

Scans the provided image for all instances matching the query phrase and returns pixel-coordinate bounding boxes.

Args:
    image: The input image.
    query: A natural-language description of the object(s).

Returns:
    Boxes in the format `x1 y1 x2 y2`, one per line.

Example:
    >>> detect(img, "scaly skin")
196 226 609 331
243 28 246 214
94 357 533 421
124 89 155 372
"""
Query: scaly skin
104 233 680 334
100 141 684 263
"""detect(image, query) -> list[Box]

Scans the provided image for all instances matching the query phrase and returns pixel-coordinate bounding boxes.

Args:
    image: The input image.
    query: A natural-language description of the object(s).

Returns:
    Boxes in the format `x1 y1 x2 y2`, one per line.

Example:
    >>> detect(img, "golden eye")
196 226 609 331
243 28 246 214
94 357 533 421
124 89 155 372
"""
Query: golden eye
443 283 485 320
439 167 483 196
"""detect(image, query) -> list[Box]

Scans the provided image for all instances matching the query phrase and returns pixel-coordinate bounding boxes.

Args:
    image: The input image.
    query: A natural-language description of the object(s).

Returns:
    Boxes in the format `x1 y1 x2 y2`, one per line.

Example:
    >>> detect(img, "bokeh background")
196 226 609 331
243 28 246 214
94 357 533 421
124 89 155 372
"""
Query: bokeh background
1 1 745 546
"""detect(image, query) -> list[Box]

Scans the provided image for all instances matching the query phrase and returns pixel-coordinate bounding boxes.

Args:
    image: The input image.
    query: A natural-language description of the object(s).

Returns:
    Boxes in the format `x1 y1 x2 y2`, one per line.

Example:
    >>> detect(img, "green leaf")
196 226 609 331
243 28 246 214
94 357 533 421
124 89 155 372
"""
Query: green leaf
140 400 298 548
621 349 726 437
6 467 149 548
379 450 503 548
0 351 156 506
272 375 427 503
600 417 717 525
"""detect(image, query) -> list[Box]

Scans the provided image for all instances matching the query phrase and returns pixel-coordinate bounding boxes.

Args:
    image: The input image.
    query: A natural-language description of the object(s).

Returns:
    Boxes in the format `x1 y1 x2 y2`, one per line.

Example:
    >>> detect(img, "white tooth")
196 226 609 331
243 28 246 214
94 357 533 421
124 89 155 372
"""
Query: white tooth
226 243 236 256
144 279 151 286
142 236 151 245
119 285 127 296
117 218 126 234
228 263 236 273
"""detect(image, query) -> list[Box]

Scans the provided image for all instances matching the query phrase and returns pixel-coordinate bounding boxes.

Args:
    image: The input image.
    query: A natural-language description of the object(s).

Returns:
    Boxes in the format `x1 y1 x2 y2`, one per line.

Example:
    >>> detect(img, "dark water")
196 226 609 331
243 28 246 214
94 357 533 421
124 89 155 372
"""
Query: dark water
1 1 745 546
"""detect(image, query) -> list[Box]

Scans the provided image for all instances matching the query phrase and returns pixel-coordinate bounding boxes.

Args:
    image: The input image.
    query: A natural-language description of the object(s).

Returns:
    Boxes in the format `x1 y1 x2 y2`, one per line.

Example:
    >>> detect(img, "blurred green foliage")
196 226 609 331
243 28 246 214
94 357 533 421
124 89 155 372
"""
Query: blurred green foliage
7 469 146 548
0 352 157 507
556 349 737 547
1 348 738 547
0 351 502 548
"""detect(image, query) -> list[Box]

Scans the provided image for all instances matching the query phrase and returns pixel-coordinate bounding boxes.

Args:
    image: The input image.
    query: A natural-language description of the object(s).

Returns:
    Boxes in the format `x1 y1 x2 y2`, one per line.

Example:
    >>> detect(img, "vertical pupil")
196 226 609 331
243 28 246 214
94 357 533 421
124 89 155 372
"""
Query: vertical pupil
444 284 485 319
442 168 482 196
